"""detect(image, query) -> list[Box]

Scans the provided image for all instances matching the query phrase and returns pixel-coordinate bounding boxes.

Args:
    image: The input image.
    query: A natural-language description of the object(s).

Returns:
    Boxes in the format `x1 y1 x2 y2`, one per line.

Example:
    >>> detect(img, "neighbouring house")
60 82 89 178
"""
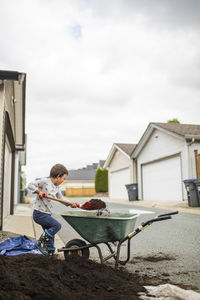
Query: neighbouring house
104 144 137 200
131 122 200 202
62 161 105 197
0 70 26 229
98 160 106 169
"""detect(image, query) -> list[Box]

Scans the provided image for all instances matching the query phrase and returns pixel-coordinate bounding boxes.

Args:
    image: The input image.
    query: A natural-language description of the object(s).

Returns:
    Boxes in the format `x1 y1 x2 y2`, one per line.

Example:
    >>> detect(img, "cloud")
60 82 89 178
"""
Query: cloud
82 0 200 29
68 24 82 39
0 0 199 181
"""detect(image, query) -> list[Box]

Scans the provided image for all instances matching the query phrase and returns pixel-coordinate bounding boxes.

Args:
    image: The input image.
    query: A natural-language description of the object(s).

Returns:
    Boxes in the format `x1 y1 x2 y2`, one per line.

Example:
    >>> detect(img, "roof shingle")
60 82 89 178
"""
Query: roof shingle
153 122 200 137
115 143 137 156
67 169 96 181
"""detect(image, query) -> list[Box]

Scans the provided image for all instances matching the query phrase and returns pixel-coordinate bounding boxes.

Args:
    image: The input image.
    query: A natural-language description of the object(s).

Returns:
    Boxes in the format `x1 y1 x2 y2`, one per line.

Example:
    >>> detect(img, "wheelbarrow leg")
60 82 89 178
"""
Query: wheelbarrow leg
94 244 104 264
115 238 131 268
94 243 117 264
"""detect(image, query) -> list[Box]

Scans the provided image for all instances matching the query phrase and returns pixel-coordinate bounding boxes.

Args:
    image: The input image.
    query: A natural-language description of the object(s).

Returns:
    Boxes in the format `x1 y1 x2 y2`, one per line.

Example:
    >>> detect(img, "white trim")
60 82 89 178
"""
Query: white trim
131 123 185 159
104 143 130 168
140 151 182 167
104 144 117 168
110 166 130 173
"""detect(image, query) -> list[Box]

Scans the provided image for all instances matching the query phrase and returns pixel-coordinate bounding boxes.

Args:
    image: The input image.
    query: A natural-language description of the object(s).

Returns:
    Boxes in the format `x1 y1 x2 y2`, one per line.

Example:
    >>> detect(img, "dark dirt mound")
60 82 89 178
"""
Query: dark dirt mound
0 254 172 300
130 253 176 263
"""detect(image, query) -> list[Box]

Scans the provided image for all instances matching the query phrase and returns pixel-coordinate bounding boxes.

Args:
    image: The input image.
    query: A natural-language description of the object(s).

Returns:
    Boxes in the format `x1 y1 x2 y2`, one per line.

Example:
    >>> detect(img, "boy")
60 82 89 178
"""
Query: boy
28 164 77 255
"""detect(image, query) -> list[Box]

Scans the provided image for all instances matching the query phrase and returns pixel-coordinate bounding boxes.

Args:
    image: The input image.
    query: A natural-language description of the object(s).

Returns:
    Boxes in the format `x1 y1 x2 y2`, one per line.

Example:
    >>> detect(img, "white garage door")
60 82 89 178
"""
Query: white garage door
109 168 130 200
142 156 182 201
3 140 12 219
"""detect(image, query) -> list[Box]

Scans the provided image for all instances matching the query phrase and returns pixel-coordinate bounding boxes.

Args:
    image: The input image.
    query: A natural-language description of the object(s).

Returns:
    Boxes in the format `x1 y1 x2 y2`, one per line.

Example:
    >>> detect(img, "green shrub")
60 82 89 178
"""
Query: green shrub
95 168 108 193
20 175 23 190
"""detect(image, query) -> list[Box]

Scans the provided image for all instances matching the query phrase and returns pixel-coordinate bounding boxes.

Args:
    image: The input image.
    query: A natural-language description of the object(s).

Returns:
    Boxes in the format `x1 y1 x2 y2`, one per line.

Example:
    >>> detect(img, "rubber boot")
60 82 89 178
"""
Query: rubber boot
35 230 54 256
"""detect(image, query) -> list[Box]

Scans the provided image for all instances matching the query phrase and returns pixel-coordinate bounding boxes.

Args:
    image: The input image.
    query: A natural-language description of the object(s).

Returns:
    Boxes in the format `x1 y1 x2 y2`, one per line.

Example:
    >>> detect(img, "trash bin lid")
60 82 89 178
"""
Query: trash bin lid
183 179 200 182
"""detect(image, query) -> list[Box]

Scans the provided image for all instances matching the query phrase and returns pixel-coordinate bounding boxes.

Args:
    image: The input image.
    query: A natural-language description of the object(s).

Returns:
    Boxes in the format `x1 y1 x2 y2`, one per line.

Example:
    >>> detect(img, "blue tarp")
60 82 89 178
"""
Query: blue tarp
0 235 41 256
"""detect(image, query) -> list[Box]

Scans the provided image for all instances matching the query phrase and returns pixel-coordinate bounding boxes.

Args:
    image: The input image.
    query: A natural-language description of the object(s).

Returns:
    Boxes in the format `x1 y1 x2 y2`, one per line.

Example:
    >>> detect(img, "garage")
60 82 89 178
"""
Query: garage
142 155 183 201
109 168 130 200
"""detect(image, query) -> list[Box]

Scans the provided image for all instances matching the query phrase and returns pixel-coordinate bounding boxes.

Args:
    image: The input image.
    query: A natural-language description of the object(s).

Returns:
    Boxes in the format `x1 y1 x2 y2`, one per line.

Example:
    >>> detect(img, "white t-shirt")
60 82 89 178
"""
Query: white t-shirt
28 177 65 214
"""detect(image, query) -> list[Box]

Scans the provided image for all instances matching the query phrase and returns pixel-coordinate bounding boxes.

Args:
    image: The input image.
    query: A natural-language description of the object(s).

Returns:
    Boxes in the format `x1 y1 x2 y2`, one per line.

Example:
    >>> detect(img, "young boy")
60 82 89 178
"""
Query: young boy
28 163 77 255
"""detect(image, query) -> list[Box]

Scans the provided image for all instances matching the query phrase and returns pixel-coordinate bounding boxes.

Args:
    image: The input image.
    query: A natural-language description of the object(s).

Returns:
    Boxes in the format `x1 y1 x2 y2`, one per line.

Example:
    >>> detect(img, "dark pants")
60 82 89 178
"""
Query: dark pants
33 210 61 248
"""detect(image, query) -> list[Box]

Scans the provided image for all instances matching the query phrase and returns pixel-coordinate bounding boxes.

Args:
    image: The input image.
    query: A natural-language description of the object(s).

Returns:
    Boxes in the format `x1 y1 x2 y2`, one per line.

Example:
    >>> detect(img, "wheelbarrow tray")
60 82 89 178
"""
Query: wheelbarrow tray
61 211 138 244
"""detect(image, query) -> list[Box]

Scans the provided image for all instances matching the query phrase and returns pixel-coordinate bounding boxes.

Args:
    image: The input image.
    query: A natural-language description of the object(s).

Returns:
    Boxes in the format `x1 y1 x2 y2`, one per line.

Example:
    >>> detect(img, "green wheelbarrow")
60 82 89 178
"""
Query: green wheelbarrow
58 210 178 268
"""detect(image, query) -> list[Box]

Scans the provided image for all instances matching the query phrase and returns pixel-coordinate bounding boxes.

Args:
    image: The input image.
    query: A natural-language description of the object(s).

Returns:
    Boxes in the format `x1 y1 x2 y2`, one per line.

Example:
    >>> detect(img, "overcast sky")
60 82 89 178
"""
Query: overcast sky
1 0 200 182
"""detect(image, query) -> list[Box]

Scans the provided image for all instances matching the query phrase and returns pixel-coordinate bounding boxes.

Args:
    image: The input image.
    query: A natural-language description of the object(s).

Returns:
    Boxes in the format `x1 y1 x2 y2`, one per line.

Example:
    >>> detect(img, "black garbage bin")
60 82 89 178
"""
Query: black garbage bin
125 183 138 201
20 190 24 203
183 179 200 207
194 180 200 205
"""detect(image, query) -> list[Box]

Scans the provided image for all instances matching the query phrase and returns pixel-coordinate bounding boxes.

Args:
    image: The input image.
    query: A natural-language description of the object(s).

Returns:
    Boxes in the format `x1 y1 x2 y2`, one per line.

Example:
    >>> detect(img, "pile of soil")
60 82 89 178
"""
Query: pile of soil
0 254 171 300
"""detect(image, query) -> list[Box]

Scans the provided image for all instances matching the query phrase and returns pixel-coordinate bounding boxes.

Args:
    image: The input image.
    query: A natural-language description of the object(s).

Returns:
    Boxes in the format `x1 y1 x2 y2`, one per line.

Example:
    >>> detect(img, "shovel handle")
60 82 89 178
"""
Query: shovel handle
42 193 79 208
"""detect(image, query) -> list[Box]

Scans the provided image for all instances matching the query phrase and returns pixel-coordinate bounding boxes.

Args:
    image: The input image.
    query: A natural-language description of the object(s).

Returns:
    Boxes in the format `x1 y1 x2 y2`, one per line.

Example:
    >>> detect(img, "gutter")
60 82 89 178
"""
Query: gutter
185 135 200 144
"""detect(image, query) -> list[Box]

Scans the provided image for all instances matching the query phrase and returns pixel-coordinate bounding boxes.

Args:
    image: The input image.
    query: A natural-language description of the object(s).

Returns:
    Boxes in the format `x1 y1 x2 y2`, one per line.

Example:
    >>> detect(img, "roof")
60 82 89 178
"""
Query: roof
152 122 200 137
115 143 137 156
131 122 200 158
104 143 137 168
98 160 106 168
67 169 96 181
0 70 26 82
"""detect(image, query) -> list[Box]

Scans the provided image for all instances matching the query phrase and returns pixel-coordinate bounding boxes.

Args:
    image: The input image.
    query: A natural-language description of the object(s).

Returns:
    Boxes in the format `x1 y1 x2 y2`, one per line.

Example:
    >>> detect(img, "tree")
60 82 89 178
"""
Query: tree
167 118 180 123
95 168 108 193
102 168 108 192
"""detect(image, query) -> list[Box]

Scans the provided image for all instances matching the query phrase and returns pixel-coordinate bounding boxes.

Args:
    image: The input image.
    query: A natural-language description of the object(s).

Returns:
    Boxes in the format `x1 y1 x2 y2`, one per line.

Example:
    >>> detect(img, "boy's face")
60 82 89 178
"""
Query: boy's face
54 174 67 186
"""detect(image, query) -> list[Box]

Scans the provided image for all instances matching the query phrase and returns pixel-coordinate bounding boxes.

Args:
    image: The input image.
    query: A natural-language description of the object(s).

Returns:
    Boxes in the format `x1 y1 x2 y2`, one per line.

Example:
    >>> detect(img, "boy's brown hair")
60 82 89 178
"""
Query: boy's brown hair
50 164 68 178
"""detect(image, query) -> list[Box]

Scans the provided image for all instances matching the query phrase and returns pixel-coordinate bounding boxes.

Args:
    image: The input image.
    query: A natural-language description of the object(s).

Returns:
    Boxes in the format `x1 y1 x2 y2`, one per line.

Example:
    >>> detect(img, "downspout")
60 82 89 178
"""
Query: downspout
194 150 199 178
187 138 195 178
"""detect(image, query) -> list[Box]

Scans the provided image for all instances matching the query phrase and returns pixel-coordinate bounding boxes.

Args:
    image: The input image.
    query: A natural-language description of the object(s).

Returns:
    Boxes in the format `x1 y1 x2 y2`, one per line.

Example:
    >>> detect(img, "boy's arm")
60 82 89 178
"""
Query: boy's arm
27 179 45 199
56 188 65 200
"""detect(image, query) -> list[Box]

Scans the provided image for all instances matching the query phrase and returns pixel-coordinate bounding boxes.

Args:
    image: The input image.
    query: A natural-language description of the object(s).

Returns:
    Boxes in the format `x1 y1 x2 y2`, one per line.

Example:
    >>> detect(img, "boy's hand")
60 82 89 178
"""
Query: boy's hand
35 190 44 199
71 202 79 208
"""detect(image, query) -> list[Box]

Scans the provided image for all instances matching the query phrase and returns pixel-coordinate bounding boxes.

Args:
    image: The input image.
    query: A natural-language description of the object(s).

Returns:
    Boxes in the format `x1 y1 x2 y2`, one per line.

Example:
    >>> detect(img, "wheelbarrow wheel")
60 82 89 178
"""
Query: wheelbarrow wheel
64 239 90 259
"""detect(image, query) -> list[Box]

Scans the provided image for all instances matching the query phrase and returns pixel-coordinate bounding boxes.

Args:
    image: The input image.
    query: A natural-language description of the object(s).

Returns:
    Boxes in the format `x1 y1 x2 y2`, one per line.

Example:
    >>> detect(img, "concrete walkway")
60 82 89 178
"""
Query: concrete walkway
3 203 65 252
107 198 200 214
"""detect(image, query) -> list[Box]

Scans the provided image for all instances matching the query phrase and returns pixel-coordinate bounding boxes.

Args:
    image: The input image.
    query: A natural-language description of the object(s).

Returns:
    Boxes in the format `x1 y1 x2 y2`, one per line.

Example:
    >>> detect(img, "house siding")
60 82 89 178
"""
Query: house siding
109 150 130 172
108 150 132 200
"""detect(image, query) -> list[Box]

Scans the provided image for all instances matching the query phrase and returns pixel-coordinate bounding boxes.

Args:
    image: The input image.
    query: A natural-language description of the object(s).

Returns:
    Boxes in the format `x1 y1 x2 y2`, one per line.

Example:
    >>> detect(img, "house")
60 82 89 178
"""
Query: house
104 143 137 200
0 70 26 229
131 122 200 202
62 160 104 197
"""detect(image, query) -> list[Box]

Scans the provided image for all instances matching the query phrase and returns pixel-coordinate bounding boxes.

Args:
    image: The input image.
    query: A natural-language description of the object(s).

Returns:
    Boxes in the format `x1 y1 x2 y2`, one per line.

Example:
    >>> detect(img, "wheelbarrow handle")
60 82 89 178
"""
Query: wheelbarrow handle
142 215 171 227
158 211 179 218
125 215 172 241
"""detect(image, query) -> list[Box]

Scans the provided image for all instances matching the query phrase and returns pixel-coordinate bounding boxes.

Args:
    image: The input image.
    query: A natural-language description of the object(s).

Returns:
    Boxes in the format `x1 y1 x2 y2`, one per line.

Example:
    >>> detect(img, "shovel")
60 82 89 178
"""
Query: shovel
42 193 106 210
